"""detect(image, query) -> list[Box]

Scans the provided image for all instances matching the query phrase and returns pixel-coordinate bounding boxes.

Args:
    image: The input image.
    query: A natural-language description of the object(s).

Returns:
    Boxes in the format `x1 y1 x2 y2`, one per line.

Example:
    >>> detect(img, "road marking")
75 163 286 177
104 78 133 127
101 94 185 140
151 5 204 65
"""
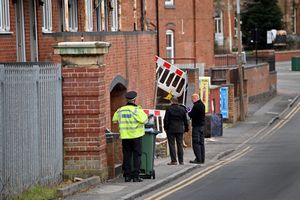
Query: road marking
144 100 300 200
260 100 300 139
237 100 300 147
144 147 253 200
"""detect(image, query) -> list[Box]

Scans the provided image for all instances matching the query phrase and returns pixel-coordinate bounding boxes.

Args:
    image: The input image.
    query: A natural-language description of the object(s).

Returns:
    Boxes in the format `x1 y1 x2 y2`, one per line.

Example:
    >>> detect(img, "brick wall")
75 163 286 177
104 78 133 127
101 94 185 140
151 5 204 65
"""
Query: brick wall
244 63 270 98
0 0 16 61
244 63 277 103
275 50 300 62
62 67 108 178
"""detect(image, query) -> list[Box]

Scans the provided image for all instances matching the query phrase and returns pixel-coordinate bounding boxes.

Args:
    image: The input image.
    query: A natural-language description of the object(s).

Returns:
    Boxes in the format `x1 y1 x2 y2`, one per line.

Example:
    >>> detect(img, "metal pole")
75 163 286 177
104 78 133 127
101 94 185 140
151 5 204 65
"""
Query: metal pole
255 28 258 65
236 0 245 121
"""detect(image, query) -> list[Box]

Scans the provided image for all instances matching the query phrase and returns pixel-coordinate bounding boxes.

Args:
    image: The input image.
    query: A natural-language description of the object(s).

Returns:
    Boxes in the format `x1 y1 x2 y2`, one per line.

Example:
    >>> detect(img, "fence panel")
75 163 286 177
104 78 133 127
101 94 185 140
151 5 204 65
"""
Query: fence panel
0 63 62 199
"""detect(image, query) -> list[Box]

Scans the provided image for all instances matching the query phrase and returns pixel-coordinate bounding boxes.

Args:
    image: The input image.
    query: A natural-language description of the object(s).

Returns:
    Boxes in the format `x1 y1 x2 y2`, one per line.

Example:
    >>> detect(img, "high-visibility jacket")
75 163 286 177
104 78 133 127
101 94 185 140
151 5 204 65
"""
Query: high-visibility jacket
112 104 148 139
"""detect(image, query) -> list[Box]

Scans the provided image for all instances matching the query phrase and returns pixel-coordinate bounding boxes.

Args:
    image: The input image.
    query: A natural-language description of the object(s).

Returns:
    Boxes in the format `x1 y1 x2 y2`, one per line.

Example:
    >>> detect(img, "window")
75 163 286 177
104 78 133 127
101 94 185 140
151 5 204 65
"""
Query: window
96 0 108 31
234 17 238 38
111 0 119 31
165 0 174 6
166 30 174 64
292 8 297 34
42 0 52 32
86 0 93 31
214 11 223 34
0 0 10 32
68 0 78 32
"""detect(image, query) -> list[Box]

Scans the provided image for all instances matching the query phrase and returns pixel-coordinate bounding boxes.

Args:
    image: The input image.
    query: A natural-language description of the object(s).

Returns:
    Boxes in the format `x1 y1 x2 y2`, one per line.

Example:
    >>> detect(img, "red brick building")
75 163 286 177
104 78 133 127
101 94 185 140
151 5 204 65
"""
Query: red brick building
215 0 300 53
0 0 214 179
278 0 300 34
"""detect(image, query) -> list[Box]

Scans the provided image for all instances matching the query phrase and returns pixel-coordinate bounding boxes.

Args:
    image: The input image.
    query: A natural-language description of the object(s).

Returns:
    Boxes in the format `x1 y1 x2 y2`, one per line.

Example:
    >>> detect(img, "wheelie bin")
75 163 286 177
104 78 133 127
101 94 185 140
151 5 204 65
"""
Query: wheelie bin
139 114 159 179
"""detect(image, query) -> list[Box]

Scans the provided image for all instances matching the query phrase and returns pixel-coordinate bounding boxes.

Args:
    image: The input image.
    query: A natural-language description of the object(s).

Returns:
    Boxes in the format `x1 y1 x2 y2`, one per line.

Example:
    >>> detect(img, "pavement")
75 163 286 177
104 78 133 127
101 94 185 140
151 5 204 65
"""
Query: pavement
65 92 299 200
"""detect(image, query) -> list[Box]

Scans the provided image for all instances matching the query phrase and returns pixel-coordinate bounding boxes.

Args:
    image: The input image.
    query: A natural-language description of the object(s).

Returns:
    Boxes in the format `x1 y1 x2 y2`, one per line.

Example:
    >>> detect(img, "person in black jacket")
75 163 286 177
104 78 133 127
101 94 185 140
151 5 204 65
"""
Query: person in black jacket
188 93 206 164
164 97 189 165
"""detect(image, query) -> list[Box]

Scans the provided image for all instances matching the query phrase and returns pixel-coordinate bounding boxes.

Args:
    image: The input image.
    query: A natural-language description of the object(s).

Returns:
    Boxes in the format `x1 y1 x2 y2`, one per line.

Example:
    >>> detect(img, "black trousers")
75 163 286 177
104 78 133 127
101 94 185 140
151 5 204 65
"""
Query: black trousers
122 137 142 178
167 132 184 163
192 126 205 163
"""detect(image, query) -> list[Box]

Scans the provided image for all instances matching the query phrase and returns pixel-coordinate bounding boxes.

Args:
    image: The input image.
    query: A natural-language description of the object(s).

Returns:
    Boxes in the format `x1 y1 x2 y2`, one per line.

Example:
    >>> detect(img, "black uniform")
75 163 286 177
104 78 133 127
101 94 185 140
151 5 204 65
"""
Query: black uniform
164 103 189 164
188 99 206 163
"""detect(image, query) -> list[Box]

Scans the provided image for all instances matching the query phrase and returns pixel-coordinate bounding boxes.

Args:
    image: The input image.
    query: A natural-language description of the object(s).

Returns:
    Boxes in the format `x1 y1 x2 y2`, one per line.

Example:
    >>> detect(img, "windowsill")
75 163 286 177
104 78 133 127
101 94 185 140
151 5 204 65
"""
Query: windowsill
165 4 175 9
0 31 13 35
42 30 53 34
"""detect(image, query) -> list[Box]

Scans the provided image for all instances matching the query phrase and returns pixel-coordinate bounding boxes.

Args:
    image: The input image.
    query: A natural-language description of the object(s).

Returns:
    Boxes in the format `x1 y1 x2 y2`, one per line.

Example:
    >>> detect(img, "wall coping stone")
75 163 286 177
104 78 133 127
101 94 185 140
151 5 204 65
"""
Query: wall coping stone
54 41 111 66
54 41 111 55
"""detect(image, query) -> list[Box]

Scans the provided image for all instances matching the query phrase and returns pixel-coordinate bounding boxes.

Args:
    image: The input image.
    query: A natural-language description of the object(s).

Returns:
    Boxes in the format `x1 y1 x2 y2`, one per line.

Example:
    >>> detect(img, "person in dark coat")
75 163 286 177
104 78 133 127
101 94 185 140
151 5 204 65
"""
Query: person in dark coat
163 97 189 165
188 93 206 164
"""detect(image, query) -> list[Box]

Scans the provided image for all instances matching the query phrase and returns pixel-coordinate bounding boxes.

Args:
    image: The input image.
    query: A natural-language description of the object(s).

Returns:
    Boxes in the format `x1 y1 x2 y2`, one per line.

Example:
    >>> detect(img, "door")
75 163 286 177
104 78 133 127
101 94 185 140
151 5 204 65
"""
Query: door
29 0 38 61
15 0 26 62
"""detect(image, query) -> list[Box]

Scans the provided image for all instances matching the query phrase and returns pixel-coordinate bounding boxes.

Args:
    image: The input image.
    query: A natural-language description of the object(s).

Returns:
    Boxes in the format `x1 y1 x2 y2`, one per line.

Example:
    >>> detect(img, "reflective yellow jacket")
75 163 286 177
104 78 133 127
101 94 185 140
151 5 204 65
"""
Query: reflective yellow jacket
112 104 148 139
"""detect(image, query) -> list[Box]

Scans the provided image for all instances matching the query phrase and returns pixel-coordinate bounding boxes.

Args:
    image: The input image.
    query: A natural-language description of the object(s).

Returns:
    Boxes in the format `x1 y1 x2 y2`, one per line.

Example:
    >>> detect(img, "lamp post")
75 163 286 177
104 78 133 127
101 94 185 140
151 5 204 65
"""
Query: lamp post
237 0 245 121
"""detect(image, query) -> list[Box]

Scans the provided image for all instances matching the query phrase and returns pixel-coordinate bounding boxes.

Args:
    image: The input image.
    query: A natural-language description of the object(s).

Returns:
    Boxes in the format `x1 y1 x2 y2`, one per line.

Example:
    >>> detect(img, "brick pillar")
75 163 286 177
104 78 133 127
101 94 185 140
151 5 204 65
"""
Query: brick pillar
54 42 110 179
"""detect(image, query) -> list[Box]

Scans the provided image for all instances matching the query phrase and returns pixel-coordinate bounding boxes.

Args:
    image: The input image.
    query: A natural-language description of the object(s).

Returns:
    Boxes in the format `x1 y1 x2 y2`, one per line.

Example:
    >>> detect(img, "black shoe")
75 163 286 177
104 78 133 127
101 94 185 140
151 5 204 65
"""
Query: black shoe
133 177 143 182
125 177 131 182
189 160 202 164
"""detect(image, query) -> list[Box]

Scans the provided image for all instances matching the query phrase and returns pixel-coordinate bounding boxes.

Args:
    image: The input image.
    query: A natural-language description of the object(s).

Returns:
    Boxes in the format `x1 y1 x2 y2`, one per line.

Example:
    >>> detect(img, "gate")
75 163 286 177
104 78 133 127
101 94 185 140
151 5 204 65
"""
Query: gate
0 63 62 199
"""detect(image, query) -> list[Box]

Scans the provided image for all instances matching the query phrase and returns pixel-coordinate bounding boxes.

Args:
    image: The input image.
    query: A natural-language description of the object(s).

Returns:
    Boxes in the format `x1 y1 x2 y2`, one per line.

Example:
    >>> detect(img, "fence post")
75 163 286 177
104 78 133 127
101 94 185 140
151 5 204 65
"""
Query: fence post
0 65 3 193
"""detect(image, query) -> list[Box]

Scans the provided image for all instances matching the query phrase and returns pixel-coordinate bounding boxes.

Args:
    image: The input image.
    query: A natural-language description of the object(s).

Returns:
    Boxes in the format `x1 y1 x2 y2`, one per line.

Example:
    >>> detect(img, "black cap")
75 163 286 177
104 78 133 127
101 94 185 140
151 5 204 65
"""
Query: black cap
125 91 137 100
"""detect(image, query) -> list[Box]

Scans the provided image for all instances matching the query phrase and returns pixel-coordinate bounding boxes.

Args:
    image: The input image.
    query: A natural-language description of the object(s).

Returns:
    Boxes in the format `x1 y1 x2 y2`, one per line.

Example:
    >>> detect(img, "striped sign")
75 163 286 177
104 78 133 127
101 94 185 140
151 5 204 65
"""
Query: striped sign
155 56 188 97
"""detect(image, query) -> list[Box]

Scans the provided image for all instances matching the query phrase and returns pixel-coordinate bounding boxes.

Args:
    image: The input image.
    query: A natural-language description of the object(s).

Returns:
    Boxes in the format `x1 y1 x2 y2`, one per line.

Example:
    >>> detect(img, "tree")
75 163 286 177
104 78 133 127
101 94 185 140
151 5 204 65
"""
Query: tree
241 0 283 49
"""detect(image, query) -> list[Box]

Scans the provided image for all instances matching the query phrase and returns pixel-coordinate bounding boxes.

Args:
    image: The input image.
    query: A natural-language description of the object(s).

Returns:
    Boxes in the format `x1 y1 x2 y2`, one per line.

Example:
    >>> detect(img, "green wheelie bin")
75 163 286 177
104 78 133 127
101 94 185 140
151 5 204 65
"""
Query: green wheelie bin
291 56 300 71
139 115 159 179
139 128 159 179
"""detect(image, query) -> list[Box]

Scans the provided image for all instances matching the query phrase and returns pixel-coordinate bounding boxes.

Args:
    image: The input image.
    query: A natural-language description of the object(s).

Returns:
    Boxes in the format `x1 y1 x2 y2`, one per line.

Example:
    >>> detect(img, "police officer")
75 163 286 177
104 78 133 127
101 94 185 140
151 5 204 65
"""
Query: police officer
112 91 148 182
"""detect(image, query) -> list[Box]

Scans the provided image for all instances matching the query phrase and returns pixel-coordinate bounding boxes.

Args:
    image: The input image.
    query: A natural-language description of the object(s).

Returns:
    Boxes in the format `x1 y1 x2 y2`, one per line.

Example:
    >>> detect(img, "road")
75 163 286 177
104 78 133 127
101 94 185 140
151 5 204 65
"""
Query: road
141 61 300 200
159 101 300 200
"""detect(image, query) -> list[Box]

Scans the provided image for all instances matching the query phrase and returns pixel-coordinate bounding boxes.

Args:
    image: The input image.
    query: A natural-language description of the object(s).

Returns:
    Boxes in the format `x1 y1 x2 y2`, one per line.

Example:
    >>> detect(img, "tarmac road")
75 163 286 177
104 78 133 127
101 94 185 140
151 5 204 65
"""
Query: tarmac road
277 61 300 95
146 99 300 200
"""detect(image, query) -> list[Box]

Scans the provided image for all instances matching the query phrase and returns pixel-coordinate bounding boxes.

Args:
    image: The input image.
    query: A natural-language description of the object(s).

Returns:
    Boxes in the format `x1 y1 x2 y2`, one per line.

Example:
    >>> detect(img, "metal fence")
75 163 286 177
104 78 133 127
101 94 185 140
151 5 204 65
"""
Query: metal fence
0 63 63 199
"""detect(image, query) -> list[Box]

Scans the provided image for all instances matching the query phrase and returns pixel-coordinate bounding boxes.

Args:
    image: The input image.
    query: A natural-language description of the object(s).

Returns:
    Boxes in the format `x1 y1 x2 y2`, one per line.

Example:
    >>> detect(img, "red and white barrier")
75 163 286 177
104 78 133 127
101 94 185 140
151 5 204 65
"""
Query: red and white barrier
155 56 188 98
143 109 167 138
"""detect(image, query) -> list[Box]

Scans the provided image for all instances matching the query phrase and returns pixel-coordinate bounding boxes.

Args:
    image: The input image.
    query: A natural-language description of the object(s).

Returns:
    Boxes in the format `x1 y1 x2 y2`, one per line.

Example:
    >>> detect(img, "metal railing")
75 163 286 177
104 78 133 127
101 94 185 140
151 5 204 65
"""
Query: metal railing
0 63 62 199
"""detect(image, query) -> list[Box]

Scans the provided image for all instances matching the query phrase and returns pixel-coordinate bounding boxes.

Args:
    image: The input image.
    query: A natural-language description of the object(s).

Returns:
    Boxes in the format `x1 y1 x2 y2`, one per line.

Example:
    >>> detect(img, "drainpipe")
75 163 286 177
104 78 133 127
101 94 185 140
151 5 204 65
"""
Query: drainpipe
156 0 160 56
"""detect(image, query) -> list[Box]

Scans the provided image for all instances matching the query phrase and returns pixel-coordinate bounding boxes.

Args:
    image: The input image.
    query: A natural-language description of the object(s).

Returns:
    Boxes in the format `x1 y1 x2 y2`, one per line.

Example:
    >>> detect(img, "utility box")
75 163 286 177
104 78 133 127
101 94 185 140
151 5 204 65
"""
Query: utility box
291 57 300 71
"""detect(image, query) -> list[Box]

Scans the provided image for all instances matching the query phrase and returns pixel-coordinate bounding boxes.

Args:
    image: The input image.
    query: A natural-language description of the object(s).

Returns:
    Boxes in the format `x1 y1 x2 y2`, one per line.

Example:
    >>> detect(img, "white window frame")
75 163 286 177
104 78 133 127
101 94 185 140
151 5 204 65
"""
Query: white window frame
166 30 174 64
85 0 93 31
165 0 174 6
68 0 78 32
42 0 52 32
96 0 102 31
111 0 119 31
0 0 10 32
234 17 238 38
293 8 297 34
214 11 223 34
96 0 108 31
